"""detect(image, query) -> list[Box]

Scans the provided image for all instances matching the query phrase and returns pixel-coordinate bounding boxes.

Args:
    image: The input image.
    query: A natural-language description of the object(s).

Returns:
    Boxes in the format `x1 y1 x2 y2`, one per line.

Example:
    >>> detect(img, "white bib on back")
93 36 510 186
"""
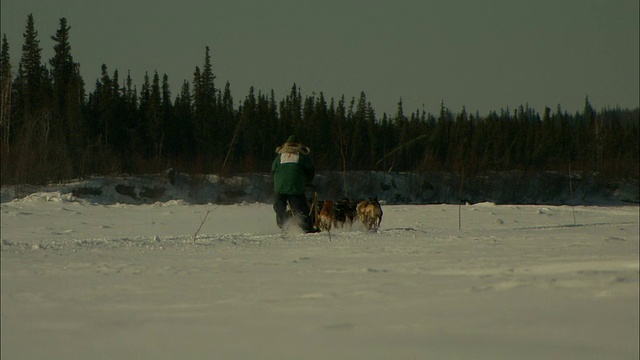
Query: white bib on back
280 153 300 164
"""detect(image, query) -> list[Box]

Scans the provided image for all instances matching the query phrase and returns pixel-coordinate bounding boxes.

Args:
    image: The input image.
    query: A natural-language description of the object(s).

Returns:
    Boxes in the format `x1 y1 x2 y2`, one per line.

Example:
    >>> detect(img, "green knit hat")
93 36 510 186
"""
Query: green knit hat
286 134 300 143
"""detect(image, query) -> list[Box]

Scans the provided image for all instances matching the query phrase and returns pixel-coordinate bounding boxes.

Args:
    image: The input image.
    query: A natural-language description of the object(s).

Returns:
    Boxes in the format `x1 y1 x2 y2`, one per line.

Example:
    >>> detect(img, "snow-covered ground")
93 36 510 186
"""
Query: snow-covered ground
1 191 638 360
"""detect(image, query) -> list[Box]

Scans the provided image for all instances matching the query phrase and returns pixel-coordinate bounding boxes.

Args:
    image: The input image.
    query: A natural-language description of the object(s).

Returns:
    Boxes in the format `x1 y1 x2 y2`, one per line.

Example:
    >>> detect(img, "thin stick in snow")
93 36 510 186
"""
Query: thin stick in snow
569 165 576 225
193 205 216 243
458 166 464 230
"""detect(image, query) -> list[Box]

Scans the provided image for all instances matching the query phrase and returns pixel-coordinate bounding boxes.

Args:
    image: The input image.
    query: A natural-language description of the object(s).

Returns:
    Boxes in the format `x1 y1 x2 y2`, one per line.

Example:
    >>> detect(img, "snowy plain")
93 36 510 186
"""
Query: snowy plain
1 189 638 360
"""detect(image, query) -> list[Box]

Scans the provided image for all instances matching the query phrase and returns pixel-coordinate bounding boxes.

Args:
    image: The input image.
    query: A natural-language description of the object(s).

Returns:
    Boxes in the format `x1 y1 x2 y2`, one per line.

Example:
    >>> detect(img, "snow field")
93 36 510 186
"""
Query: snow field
1 192 638 359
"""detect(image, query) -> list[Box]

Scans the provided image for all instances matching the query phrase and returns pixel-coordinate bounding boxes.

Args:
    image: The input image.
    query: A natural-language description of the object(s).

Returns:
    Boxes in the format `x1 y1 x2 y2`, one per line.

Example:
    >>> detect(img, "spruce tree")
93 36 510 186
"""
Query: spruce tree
149 71 162 159
173 80 195 162
49 18 85 177
17 14 50 116
50 18 73 116
14 14 53 183
350 91 369 169
192 47 218 168
160 73 172 161
1 35 12 153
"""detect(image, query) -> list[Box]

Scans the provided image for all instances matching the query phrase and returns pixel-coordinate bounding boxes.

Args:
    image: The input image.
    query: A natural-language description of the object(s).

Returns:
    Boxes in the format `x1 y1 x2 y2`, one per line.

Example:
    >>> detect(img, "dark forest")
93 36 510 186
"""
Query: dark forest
1 15 638 186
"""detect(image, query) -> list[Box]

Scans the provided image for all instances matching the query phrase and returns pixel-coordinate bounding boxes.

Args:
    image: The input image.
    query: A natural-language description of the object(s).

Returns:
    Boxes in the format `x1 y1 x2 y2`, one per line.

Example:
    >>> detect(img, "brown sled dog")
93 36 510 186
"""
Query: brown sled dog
318 200 336 232
356 198 383 231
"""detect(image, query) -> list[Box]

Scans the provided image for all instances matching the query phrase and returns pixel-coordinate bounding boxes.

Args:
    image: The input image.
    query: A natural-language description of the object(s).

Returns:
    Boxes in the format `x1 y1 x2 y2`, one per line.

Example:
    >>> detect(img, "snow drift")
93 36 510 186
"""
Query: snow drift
2 170 638 206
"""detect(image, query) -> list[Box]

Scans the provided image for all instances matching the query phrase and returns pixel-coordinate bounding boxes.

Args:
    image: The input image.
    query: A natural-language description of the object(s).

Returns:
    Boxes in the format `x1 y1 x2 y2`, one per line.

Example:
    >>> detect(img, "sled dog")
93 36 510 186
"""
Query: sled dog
357 198 383 231
318 200 336 232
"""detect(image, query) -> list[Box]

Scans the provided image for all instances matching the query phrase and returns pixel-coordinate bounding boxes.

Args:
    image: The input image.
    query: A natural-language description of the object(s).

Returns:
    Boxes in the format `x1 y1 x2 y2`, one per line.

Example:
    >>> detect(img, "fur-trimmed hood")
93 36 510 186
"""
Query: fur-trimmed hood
276 142 310 155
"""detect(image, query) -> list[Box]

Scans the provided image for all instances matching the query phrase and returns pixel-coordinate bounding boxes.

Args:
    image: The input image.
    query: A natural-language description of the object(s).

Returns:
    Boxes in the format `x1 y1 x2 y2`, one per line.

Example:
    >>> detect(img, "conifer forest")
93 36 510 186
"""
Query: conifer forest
1 15 638 186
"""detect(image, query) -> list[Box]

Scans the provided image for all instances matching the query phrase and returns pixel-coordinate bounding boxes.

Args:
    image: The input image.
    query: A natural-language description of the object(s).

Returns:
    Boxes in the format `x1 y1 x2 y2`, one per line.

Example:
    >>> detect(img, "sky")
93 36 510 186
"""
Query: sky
1 0 639 117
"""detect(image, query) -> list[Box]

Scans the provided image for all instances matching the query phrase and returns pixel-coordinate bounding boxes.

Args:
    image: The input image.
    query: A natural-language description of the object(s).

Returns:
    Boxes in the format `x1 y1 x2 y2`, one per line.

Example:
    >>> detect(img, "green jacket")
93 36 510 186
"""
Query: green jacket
272 143 314 195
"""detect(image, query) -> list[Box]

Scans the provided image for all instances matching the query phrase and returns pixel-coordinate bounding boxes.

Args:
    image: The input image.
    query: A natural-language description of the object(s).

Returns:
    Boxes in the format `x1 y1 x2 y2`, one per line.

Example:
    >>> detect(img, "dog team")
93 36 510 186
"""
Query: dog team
317 197 383 233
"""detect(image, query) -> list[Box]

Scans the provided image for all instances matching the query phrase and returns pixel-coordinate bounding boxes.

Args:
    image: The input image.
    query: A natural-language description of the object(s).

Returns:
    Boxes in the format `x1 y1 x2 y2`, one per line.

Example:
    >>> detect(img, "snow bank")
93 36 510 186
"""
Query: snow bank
1 169 638 205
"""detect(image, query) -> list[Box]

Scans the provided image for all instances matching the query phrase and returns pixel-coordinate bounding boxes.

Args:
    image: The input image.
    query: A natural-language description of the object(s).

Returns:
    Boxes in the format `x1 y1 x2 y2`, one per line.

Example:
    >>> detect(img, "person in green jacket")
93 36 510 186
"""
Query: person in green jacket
272 134 318 233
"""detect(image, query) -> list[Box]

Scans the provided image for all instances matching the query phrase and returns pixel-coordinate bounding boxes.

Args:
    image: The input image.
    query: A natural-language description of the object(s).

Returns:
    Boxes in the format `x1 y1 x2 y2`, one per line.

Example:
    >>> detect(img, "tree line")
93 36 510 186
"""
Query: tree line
1 15 638 186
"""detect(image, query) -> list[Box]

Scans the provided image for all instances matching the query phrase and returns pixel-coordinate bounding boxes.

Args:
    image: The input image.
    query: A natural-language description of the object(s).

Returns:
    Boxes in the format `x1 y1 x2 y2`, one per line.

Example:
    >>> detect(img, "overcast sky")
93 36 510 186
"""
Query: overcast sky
2 0 638 116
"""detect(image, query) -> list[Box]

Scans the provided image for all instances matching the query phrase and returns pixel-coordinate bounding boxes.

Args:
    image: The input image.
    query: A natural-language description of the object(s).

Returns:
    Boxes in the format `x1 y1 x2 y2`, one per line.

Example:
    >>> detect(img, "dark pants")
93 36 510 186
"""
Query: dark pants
273 193 314 231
